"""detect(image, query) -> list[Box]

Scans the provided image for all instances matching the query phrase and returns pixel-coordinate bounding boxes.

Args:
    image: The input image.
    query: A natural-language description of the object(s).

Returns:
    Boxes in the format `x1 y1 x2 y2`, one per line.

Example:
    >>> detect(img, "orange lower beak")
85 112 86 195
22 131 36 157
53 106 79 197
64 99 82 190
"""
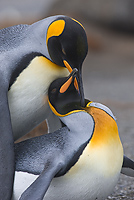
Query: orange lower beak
63 60 85 107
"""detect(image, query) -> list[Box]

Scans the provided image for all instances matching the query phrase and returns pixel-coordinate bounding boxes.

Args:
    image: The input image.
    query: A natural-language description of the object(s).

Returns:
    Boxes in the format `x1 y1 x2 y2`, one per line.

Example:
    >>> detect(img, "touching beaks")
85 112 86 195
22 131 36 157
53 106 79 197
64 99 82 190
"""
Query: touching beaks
60 68 78 93
63 60 85 107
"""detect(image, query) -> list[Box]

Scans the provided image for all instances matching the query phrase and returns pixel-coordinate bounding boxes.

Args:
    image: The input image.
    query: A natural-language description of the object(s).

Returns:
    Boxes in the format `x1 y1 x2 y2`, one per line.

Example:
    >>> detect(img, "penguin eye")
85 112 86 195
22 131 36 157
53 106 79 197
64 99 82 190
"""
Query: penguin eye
51 88 57 94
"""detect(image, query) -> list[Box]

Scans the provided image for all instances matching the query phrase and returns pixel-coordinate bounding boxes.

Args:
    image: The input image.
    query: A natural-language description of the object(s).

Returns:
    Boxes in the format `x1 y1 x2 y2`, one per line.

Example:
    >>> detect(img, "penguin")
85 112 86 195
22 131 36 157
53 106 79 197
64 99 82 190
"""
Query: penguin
13 70 134 200
0 15 88 199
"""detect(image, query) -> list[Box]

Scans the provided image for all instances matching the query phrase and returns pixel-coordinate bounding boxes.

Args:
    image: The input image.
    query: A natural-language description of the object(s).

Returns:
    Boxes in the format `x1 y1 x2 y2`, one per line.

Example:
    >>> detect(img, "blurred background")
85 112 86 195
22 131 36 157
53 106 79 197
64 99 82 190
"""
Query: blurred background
1 0 134 199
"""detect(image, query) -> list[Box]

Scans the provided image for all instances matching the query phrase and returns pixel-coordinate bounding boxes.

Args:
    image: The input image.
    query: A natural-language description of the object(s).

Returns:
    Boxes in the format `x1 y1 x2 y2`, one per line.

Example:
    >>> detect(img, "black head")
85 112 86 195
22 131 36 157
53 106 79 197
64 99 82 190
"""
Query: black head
48 69 87 116
46 16 88 107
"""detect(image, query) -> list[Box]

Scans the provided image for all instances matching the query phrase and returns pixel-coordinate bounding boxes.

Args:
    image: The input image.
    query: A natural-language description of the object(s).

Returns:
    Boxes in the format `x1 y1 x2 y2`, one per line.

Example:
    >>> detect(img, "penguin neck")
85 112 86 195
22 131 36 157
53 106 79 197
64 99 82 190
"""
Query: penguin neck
86 106 122 147
60 111 94 143
85 106 123 176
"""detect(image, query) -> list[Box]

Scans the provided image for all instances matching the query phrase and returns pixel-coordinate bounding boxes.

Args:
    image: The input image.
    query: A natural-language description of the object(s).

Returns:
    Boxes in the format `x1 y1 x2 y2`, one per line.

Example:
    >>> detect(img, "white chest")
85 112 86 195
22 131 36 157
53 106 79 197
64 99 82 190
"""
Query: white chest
13 166 119 200
8 56 68 140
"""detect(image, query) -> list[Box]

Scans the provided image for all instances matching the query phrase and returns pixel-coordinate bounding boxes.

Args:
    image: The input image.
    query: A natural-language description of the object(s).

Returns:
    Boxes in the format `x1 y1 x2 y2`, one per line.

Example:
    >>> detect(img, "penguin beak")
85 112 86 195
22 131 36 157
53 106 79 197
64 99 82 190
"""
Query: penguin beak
60 68 78 94
77 69 85 107
63 60 85 107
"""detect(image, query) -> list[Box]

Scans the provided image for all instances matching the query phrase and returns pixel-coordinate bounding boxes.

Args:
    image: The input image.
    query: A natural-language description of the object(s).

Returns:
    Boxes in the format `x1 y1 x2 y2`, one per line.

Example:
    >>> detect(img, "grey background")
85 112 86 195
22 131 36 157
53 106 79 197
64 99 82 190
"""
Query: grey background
1 0 134 199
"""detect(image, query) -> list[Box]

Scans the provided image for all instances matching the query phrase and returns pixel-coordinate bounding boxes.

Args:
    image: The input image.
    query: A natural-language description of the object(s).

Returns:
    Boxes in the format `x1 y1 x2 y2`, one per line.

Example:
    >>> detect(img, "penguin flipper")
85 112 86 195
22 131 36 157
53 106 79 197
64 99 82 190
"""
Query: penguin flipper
0 83 14 199
19 160 63 200
121 155 134 177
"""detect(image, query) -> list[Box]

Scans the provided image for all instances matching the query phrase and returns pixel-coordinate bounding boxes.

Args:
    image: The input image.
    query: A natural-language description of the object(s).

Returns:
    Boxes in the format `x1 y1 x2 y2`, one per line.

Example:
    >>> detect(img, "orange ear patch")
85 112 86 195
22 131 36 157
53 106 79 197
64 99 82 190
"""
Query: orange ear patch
46 20 65 43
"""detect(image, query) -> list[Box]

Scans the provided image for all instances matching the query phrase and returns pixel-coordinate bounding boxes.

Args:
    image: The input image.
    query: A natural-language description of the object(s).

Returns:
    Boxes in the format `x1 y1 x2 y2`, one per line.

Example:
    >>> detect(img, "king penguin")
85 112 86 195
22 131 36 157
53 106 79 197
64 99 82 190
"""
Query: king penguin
0 15 88 199
0 15 88 200
13 70 134 200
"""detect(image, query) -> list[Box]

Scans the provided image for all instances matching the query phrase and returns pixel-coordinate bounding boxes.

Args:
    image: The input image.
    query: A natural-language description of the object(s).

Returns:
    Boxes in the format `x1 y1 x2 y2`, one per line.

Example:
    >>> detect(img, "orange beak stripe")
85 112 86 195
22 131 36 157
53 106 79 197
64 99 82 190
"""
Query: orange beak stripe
60 76 73 93
74 77 79 91
63 60 72 73
63 60 79 92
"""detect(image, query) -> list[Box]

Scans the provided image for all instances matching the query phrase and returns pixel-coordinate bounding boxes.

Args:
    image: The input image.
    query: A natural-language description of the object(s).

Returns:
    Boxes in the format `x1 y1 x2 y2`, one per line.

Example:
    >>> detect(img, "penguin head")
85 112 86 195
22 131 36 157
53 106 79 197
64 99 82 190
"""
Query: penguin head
48 68 89 116
46 16 88 107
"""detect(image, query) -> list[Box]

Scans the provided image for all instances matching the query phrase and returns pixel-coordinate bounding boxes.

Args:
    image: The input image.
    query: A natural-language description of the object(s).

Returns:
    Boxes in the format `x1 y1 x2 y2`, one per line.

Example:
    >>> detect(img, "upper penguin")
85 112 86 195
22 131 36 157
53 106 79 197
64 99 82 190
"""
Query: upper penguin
0 15 88 199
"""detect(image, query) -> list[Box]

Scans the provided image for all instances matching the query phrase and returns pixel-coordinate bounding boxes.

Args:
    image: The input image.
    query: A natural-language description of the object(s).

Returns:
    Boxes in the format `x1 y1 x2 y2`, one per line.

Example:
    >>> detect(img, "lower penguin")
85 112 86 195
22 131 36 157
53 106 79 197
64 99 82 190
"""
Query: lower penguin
13 69 134 200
